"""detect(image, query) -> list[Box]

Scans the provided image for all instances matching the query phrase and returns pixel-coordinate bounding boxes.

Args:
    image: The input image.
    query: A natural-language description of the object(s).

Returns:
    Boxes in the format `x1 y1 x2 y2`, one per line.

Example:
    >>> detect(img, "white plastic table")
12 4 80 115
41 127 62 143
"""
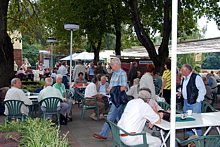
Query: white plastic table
155 112 220 147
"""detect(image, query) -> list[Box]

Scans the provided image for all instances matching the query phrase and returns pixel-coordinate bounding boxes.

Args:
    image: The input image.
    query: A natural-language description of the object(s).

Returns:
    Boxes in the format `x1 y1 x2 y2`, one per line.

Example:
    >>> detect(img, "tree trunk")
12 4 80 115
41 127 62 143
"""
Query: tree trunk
128 0 171 73
92 38 102 65
115 27 121 56
0 0 14 88
111 3 122 56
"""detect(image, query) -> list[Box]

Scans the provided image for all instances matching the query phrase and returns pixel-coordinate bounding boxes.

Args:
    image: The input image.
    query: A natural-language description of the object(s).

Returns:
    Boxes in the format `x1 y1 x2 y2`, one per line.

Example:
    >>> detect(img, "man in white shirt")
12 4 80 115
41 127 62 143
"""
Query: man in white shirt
38 77 69 116
57 62 68 76
4 78 32 116
180 64 206 136
84 78 105 120
117 90 161 147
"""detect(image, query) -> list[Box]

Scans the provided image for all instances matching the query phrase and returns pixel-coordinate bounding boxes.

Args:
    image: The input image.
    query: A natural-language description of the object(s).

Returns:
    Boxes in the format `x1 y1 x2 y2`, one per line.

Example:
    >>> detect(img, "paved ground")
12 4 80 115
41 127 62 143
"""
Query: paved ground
0 94 220 147
60 105 112 147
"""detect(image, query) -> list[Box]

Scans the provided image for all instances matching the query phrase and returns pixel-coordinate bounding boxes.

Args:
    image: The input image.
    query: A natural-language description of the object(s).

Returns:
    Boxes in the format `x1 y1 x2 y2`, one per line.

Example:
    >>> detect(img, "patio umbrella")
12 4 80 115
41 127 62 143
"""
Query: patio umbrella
73 51 104 60
60 53 79 60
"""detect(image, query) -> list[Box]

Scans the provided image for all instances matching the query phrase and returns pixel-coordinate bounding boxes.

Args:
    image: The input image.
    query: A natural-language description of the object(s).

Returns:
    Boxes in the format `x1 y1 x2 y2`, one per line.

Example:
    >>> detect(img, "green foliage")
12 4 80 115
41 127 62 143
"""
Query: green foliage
177 54 202 72
7 0 44 43
0 118 69 147
22 81 44 92
22 35 42 66
202 52 220 69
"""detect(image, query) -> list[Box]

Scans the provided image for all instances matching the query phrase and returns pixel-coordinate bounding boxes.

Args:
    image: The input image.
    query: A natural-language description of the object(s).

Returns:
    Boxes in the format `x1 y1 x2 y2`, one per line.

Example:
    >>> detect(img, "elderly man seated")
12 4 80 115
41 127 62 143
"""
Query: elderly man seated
4 78 32 116
117 90 162 147
85 78 105 120
53 74 73 121
96 76 110 112
38 77 69 120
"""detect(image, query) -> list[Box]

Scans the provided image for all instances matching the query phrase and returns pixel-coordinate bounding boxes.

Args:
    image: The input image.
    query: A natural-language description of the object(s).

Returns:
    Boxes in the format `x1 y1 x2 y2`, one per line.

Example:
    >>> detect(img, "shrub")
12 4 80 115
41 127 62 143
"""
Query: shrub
0 118 69 147
22 81 45 92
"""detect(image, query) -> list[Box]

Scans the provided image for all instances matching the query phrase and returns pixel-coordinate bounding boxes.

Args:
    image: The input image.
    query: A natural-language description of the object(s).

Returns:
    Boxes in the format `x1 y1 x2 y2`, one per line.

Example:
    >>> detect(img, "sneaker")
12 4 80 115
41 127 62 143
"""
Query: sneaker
72 100 76 105
89 115 98 121
99 114 105 119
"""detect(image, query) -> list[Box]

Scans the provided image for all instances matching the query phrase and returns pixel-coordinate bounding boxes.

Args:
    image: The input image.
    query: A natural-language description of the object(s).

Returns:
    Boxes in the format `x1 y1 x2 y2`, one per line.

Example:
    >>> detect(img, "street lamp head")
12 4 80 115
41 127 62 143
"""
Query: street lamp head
47 37 57 43
64 23 79 31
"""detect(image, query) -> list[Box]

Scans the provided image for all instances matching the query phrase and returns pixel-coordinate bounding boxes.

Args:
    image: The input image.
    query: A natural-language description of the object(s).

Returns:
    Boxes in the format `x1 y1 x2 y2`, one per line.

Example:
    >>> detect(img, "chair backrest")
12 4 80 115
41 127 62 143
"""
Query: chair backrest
40 97 62 112
157 101 170 111
202 101 218 113
127 95 134 101
108 120 148 147
4 100 24 117
108 120 125 146
176 135 220 147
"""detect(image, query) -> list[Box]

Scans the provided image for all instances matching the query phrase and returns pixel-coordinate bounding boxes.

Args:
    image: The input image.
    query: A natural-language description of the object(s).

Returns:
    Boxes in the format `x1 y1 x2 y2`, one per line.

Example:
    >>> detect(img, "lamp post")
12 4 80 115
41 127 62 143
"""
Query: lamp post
47 37 56 69
64 23 79 89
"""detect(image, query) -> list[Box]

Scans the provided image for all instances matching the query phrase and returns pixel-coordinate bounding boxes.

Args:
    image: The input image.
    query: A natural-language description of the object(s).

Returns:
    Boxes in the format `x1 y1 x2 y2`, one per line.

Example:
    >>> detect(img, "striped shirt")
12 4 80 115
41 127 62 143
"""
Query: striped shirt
162 69 171 90
109 68 127 88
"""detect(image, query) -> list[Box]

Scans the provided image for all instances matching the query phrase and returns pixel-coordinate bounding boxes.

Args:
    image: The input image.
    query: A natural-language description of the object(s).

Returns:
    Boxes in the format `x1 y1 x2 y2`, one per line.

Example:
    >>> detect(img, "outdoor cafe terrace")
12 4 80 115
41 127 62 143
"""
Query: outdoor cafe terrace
1 93 220 147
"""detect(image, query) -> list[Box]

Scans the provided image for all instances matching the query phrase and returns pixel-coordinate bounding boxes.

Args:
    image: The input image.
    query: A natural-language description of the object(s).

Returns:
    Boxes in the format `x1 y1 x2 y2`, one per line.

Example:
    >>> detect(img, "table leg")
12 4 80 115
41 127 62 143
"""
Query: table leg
160 130 170 147
204 127 212 136
216 127 220 134
192 129 198 136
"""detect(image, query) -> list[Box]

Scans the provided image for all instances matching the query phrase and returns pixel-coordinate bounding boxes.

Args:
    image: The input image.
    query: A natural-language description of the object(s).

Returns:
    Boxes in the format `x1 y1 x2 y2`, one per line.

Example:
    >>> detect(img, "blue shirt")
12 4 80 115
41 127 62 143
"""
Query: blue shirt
99 84 107 94
182 72 206 103
88 67 95 76
109 68 127 88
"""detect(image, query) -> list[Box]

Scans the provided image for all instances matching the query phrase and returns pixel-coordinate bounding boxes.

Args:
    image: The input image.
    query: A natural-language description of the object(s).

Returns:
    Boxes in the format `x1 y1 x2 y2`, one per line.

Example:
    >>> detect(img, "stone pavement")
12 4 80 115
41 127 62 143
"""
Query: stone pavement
60 104 112 147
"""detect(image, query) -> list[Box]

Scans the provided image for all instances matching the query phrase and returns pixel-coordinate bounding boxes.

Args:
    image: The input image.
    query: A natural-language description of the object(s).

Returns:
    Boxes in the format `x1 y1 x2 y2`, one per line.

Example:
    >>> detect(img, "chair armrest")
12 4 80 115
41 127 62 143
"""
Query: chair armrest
119 126 147 144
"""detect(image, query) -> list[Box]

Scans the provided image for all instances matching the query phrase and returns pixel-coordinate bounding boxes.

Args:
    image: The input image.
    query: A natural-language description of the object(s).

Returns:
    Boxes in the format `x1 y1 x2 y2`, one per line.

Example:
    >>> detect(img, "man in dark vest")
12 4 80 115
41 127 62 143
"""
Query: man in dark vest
180 64 206 136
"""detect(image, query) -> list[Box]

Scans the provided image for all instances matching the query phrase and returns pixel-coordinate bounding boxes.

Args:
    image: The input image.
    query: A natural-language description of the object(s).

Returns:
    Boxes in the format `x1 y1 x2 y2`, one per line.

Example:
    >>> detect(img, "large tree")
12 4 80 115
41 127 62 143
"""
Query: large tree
0 0 41 87
127 0 220 72
0 0 13 87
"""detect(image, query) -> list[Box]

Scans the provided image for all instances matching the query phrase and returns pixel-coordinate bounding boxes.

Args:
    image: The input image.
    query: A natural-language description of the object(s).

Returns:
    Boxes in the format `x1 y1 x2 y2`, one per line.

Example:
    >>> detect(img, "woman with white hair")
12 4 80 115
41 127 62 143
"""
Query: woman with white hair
126 78 140 99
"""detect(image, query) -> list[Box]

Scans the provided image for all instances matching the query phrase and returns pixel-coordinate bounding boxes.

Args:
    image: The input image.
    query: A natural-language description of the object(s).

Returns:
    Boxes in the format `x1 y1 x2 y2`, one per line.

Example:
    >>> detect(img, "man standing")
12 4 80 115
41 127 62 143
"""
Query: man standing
180 64 206 136
57 61 68 88
118 90 161 147
93 57 127 139
73 59 85 82
4 78 32 116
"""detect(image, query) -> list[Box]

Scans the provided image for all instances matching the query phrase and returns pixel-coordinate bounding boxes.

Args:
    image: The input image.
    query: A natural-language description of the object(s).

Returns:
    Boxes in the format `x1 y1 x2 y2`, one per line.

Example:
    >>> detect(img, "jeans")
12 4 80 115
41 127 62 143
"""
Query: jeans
183 99 202 136
74 88 84 101
99 104 123 138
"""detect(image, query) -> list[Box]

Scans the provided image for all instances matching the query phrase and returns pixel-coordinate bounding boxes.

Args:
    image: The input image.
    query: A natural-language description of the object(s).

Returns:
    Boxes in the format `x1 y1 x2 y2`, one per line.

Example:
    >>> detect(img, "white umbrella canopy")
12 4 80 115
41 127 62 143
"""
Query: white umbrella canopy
60 53 79 60
73 51 104 60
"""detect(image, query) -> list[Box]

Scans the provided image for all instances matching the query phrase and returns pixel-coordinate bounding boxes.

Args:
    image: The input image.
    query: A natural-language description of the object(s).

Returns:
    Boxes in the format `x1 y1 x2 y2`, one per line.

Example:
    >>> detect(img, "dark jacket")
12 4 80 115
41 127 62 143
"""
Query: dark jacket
110 86 128 108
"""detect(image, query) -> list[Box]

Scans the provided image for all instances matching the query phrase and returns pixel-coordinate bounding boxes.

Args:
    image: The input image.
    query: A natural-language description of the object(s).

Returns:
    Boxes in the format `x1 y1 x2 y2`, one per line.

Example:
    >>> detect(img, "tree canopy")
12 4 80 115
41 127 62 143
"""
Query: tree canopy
0 0 219 87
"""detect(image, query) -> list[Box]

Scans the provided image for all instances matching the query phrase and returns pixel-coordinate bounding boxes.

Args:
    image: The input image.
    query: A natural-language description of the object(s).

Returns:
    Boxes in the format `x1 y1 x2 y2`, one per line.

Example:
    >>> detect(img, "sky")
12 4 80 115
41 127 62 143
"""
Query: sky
198 17 220 39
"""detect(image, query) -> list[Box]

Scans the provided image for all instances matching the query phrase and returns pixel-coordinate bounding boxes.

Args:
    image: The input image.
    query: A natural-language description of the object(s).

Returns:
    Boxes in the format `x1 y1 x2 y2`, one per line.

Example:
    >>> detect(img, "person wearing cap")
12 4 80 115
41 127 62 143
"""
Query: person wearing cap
117 90 161 147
